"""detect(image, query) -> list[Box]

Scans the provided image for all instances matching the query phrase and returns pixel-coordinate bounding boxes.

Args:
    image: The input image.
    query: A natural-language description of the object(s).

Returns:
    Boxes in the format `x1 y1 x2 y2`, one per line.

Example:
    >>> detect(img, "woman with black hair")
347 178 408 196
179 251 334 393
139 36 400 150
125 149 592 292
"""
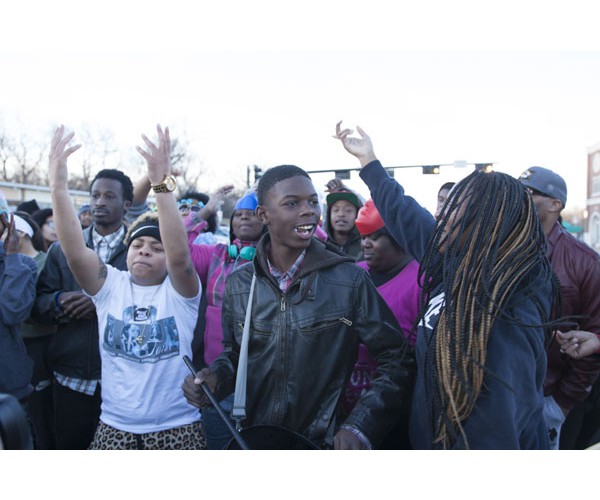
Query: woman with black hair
13 211 47 255
335 121 560 449
31 208 58 250
435 181 456 220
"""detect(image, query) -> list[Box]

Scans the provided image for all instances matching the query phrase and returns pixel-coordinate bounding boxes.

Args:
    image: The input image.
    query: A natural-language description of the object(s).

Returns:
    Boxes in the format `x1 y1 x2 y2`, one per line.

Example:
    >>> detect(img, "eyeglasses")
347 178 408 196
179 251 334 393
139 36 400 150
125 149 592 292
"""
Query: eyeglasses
178 204 202 213
178 199 204 213
525 187 552 199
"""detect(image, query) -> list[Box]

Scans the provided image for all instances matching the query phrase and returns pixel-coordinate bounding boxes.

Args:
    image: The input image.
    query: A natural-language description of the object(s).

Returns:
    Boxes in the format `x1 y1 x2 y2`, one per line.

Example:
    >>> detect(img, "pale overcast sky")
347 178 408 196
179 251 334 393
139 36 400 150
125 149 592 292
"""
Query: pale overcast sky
2 2 600 216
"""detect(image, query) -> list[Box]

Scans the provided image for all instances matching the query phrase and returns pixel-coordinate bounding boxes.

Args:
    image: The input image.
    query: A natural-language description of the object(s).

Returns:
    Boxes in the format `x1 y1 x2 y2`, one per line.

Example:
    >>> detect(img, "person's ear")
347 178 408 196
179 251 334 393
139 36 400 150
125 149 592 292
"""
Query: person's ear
256 205 269 225
549 198 563 214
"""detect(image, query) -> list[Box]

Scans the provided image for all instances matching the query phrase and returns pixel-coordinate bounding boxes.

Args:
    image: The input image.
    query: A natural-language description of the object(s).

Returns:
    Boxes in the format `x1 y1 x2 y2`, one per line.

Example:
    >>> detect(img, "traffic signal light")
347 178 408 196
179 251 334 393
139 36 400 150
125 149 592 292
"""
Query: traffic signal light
422 165 440 175
254 165 263 182
475 163 493 173
334 169 351 180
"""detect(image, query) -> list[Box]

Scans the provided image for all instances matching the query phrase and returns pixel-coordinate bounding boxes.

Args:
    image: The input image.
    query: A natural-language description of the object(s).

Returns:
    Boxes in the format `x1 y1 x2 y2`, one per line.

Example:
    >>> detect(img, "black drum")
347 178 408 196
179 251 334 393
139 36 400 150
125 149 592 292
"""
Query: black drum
225 425 321 450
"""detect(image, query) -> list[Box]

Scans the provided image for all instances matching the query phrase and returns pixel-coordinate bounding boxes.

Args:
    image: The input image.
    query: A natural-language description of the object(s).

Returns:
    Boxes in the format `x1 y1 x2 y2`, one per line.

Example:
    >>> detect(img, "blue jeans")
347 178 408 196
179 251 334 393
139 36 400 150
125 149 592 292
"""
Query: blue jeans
201 393 235 450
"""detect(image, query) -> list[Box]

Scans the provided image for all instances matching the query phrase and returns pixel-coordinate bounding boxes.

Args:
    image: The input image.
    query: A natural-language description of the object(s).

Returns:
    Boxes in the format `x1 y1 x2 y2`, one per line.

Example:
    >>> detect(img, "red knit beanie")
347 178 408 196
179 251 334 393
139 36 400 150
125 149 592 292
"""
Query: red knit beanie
355 199 385 236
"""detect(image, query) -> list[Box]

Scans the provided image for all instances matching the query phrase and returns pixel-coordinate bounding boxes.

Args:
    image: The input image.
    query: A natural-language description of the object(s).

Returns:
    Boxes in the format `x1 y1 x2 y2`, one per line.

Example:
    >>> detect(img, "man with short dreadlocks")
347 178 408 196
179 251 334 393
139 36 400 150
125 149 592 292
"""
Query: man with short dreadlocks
335 121 560 449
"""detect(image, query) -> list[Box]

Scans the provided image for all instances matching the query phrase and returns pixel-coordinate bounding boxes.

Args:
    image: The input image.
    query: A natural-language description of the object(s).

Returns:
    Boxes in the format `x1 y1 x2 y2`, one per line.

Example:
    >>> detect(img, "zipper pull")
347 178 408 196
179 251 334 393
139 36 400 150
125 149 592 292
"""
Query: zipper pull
280 297 286 312
339 317 352 326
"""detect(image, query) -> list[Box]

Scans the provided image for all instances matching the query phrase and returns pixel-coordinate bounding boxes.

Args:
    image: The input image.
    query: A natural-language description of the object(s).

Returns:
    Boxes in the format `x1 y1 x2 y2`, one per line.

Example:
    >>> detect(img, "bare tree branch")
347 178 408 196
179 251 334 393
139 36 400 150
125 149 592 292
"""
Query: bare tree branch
73 125 120 190
10 134 46 185
169 135 204 194
0 128 12 182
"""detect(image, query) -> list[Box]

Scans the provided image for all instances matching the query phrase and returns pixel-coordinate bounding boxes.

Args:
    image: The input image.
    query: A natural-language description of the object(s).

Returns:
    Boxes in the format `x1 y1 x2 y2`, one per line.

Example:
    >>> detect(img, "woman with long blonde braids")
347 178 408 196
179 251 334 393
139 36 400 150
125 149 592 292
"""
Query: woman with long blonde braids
335 121 559 449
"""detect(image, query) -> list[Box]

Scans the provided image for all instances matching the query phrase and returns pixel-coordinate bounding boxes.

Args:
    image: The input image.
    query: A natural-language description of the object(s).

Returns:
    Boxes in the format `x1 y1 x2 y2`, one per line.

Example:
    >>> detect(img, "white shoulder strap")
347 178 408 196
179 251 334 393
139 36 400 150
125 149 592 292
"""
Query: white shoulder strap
231 273 257 430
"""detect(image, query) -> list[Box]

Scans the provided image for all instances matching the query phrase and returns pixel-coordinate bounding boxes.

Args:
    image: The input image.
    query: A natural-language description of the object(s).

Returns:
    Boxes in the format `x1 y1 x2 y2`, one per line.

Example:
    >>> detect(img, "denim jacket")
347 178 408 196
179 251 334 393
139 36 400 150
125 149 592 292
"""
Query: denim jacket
0 242 37 399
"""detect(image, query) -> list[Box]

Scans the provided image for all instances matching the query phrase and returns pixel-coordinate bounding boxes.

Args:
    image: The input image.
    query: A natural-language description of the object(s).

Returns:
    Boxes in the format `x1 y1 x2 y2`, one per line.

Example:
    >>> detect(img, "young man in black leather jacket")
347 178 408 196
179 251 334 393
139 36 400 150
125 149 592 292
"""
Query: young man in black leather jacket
183 164 416 449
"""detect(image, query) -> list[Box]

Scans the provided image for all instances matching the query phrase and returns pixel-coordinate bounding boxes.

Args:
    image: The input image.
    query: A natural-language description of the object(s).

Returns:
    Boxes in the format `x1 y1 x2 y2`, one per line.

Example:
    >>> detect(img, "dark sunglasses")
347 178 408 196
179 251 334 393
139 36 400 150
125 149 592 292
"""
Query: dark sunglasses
525 186 552 199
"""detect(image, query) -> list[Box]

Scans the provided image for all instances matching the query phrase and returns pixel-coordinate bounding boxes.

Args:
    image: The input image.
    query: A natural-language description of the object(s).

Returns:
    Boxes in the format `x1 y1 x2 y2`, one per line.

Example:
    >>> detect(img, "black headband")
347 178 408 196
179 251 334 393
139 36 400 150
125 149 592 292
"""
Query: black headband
127 224 161 247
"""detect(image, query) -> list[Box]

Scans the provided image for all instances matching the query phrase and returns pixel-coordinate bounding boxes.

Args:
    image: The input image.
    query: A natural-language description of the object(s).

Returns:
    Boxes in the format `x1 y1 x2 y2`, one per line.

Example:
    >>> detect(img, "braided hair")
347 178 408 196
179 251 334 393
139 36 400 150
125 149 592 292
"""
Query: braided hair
418 169 559 449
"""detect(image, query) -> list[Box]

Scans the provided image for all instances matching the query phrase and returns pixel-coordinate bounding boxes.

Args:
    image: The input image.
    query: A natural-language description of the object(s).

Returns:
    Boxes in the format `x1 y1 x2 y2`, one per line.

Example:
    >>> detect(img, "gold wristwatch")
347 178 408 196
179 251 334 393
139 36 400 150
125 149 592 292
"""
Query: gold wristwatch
151 175 177 193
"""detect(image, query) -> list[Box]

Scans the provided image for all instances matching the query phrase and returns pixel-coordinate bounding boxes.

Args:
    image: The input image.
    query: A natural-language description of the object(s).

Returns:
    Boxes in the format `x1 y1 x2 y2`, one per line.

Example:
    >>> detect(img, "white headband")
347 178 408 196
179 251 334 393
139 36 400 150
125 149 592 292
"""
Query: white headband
12 214 34 238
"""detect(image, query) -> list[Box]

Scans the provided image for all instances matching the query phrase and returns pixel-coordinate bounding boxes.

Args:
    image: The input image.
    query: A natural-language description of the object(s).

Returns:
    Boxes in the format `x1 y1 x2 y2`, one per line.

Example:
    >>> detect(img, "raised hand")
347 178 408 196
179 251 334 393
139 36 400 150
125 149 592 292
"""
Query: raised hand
48 126 82 189
214 184 235 201
325 178 347 193
1 213 19 255
136 125 171 185
333 120 377 167
205 184 235 213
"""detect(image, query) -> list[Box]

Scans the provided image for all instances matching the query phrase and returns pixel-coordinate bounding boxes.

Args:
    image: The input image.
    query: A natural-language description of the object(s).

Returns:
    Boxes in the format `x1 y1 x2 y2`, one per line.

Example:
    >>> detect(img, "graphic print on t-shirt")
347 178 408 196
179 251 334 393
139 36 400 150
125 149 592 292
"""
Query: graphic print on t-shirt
422 292 445 332
102 305 180 362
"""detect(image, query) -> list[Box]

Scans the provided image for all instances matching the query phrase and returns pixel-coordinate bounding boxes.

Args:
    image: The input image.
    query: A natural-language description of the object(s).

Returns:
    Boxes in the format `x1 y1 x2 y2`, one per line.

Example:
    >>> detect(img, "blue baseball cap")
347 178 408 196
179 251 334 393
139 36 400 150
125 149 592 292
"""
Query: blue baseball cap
234 192 258 211
518 166 567 206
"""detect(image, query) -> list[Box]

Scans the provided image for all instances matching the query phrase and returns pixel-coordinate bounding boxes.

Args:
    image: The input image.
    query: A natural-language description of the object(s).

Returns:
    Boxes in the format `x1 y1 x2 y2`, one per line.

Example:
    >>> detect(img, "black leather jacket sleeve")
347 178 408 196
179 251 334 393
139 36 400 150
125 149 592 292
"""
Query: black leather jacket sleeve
341 270 417 446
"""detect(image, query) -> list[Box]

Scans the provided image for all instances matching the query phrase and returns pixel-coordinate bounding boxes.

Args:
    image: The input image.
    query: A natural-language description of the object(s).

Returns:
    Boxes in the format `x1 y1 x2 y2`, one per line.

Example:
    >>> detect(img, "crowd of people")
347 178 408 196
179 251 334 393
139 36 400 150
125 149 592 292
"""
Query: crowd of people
1 121 599 450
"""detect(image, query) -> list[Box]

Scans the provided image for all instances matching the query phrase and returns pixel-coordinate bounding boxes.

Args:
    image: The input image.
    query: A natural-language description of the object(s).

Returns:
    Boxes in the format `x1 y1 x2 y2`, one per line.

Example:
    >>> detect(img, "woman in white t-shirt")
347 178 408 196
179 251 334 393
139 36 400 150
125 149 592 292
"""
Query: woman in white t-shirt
48 124 204 450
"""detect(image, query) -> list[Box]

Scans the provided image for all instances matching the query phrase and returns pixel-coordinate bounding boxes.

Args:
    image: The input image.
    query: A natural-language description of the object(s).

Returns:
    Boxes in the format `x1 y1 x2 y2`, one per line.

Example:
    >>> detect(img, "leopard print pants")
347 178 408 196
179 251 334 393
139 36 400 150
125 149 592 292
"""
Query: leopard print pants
88 420 206 450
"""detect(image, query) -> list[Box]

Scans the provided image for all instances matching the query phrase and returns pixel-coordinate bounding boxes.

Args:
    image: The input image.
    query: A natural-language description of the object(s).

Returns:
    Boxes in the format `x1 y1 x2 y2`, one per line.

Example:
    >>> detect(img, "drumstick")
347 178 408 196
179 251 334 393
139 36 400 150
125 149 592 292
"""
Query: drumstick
183 355 250 450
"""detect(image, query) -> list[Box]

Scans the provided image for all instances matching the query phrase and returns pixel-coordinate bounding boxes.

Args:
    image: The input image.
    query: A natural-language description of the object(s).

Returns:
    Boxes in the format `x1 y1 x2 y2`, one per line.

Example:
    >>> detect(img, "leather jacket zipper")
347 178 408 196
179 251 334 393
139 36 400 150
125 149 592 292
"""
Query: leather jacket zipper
275 293 287 422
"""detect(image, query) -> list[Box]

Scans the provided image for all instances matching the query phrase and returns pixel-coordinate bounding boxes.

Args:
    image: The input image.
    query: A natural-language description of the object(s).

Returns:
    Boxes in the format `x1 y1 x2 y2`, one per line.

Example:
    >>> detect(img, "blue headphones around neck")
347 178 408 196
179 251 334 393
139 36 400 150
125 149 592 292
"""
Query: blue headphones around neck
228 244 256 261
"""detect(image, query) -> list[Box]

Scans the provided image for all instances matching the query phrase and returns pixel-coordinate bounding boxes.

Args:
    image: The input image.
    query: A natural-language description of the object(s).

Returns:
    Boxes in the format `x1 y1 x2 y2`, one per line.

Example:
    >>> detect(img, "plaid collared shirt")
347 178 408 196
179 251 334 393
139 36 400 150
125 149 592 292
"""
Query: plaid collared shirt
267 249 306 292
54 224 126 395
54 372 99 396
92 224 126 263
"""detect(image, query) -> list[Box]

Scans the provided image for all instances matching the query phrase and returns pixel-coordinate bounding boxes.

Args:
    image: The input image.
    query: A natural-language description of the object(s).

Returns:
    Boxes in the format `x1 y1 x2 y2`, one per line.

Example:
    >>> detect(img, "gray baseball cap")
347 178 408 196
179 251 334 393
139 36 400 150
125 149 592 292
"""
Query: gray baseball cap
518 166 567 206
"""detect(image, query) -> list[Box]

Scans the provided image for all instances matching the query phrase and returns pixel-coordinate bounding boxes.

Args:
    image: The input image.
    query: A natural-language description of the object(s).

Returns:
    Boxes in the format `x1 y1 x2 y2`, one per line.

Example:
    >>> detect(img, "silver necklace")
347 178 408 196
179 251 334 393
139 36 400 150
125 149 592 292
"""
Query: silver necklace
129 278 161 346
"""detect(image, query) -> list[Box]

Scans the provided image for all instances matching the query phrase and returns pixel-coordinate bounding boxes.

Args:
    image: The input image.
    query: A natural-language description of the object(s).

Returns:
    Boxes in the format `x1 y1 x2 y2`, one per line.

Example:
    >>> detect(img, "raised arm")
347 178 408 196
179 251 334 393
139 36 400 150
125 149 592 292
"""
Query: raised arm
48 126 106 295
334 121 378 167
333 121 435 261
136 125 199 298
185 184 235 230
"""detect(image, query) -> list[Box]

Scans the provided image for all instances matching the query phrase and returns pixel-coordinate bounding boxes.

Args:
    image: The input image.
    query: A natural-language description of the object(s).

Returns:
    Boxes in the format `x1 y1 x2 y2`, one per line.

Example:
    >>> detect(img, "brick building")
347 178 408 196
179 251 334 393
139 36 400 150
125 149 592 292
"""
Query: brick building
586 144 600 253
